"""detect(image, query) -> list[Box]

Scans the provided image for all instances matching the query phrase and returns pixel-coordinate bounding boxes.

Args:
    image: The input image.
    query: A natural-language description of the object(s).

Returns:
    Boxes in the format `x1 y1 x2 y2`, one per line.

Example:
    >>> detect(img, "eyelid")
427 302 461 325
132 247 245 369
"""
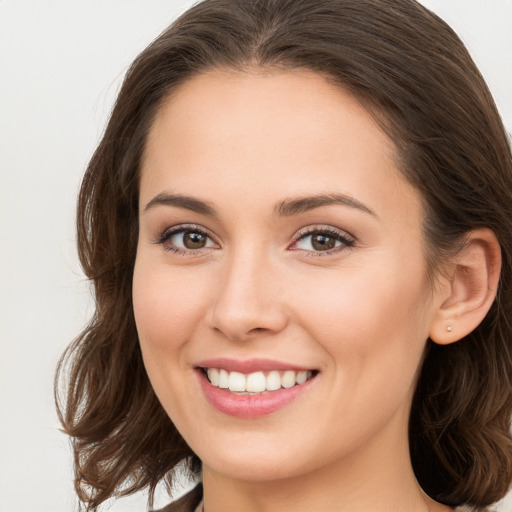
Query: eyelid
289 225 356 255
155 223 220 254
153 223 355 256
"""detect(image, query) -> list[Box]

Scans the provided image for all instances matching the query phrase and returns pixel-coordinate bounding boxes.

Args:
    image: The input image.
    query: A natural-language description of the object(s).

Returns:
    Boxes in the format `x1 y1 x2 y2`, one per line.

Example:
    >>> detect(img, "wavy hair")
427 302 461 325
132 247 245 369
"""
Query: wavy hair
55 0 512 509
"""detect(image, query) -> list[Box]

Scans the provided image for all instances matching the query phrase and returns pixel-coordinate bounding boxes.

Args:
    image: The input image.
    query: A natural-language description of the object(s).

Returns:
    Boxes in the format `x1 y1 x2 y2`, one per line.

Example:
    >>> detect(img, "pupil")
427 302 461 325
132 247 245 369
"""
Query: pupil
312 233 335 251
184 231 206 249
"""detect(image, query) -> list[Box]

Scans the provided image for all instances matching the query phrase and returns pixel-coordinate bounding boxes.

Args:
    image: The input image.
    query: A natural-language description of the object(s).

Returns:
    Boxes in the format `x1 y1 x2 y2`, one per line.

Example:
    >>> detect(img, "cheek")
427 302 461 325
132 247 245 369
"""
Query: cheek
132 257 215 425
292 266 431 447
292 259 431 385
132 258 211 360
299 264 429 336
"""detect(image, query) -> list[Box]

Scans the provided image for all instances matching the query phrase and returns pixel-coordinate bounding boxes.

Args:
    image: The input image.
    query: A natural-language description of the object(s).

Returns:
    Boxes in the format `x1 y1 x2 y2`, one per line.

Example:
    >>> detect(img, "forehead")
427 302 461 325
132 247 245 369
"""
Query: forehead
146 68 396 164
140 68 420 225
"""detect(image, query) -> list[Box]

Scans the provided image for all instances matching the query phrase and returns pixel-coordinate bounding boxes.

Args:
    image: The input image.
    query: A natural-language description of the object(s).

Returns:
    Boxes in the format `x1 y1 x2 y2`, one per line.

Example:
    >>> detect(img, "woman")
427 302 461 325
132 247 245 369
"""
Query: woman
55 0 512 511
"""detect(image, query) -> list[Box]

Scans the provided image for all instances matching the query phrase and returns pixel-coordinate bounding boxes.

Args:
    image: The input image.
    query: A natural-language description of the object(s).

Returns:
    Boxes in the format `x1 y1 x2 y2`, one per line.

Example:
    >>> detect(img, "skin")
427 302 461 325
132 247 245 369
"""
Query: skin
133 69 455 512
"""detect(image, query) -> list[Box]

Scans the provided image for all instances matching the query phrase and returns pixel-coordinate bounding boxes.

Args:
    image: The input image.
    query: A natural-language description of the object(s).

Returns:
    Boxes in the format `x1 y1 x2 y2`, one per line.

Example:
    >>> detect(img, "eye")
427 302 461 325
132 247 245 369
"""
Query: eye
291 227 355 254
157 225 218 254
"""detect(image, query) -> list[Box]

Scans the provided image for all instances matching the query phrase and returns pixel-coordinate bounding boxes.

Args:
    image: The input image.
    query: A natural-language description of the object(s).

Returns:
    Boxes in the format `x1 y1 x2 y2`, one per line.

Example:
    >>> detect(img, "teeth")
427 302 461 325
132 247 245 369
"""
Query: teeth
246 371 266 392
207 368 219 386
266 370 281 391
205 368 313 393
218 369 229 389
296 370 308 385
281 370 296 389
228 371 246 392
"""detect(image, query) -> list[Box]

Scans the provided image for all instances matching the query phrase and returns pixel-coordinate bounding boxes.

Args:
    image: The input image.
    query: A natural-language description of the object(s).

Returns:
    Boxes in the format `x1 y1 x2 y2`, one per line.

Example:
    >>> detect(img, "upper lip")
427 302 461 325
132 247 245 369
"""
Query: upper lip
195 358 315 374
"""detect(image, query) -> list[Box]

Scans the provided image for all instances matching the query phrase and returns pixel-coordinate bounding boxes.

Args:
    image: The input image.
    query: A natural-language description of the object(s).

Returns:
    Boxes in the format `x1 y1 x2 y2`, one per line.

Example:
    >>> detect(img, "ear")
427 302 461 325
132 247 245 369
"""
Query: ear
429 228 501 345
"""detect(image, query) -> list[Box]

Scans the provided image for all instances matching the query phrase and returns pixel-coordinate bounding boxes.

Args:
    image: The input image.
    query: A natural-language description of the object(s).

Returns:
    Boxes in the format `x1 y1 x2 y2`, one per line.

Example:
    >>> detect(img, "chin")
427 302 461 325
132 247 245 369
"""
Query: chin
202 453 306 482
190 428 336 484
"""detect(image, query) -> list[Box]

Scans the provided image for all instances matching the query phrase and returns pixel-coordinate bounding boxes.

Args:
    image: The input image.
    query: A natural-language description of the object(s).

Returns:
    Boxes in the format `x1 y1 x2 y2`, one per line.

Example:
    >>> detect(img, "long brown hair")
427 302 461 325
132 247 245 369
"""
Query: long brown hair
55 0 512 509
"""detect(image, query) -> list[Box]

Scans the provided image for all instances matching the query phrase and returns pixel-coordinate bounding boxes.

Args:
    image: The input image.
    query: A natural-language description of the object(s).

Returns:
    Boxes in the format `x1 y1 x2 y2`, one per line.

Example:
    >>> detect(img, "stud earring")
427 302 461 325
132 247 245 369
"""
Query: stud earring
446 325 453 332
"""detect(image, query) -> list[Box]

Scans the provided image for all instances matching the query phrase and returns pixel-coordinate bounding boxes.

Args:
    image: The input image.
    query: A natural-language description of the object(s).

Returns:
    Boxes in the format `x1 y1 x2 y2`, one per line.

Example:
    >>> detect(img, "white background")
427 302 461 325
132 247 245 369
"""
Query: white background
0 1 511 511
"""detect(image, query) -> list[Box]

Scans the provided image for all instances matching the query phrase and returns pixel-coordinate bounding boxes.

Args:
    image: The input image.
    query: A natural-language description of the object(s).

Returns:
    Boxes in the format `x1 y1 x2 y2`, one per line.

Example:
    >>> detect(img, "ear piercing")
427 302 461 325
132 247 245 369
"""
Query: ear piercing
446 325 453 332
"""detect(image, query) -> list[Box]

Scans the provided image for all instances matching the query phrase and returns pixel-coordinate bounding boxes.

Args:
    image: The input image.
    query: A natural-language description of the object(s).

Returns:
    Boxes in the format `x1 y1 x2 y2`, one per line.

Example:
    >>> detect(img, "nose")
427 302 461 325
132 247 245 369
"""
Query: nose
208 248 289 342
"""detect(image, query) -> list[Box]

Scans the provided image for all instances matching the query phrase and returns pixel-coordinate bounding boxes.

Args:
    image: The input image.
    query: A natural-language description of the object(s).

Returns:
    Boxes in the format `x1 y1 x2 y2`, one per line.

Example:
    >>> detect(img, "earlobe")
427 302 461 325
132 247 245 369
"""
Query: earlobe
429 229 501 345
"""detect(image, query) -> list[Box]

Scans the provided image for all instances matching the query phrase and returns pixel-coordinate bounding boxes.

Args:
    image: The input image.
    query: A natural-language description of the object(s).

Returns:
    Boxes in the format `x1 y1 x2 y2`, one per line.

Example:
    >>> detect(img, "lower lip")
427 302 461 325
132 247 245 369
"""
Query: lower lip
197 370 316 418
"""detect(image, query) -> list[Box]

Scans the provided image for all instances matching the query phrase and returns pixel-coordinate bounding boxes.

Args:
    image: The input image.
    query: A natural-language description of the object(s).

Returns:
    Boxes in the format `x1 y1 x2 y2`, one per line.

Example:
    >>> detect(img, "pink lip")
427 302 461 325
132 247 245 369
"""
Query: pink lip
196 358 312 373
196 365 317 419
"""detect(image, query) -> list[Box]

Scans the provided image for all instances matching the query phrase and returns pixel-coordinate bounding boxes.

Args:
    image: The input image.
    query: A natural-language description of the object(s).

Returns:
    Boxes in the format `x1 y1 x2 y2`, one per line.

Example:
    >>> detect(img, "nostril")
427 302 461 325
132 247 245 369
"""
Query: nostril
208 295 289 341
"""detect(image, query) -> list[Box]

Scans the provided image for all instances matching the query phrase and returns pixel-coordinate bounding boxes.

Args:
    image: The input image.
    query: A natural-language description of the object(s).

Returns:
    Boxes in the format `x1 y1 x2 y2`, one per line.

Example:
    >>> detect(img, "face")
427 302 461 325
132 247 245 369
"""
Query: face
133 69 439 483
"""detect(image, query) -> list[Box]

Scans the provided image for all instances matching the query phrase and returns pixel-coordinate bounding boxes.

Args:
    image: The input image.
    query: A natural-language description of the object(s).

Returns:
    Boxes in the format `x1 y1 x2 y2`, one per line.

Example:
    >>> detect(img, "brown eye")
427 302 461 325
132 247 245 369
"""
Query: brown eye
182 231 207 249
293 228 355 254
311 232 336 251
159 226 218 253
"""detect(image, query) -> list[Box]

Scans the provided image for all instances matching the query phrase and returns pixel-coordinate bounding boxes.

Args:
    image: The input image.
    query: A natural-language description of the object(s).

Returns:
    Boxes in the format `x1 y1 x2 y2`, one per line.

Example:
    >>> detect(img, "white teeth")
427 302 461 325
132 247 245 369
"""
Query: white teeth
266 370 281 391
228 371 246 392
218 369 229 389
246 371 266 392
281 370 296 389
206 368 314 393
296 370 308 385
207 368 219 386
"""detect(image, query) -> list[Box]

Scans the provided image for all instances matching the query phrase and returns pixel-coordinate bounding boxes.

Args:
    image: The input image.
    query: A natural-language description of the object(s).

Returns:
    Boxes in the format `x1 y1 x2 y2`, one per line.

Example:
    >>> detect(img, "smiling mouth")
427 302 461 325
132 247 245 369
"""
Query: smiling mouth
200 368 318 394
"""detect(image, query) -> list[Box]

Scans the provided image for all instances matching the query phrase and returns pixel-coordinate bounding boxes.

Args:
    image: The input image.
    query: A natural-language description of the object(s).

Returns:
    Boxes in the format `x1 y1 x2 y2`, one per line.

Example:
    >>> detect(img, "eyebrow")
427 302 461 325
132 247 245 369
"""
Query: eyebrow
143 192 376 218
275 193 376 217
144 193 217 216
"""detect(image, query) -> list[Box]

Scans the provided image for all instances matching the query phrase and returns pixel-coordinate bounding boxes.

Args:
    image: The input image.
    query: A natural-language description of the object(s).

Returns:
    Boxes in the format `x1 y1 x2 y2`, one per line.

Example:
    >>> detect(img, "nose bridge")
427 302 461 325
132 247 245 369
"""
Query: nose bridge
209 242 288 340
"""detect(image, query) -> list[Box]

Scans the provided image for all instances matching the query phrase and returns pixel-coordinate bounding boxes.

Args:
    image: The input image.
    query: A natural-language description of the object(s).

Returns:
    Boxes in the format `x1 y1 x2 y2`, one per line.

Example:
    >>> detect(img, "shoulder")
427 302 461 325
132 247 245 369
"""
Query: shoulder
154 484 203 512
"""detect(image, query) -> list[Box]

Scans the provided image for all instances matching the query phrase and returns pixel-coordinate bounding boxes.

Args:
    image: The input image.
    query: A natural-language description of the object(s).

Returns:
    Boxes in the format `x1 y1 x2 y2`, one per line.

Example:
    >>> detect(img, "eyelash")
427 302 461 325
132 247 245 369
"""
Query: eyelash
155 224 355 257
291 226 355 257
156 224 217 255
